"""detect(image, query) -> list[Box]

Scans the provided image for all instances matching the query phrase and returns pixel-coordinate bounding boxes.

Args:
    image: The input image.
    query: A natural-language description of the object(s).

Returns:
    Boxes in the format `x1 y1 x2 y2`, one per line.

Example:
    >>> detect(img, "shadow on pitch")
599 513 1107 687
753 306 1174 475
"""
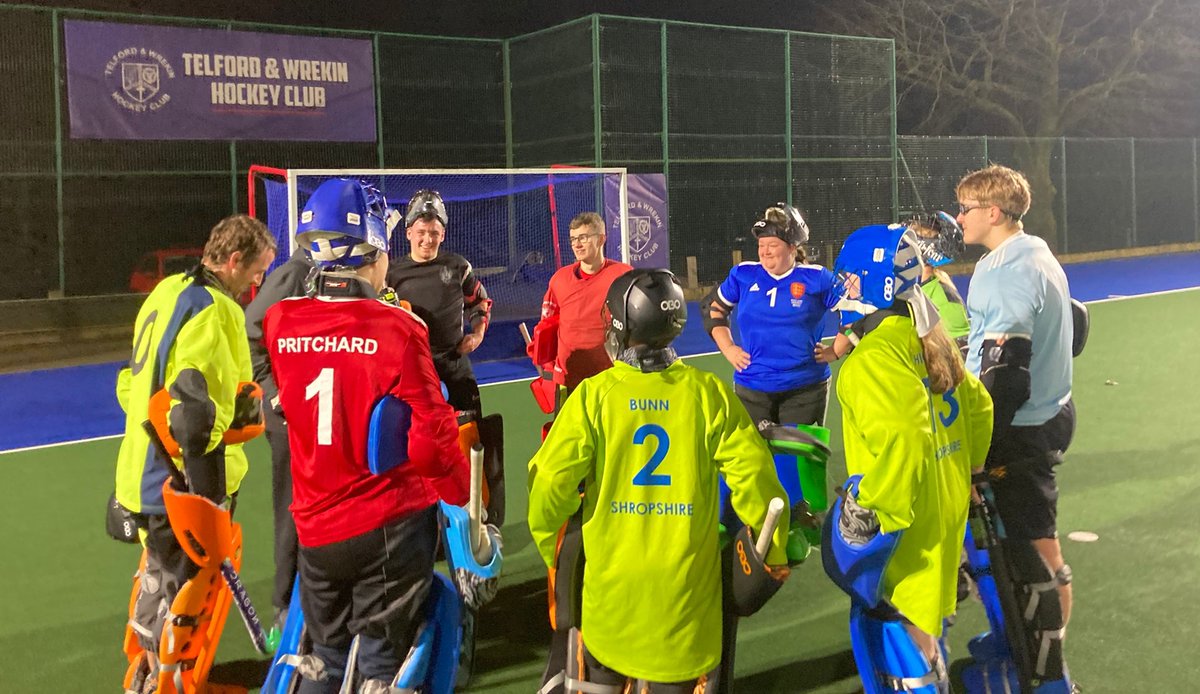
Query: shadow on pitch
734 647 859 692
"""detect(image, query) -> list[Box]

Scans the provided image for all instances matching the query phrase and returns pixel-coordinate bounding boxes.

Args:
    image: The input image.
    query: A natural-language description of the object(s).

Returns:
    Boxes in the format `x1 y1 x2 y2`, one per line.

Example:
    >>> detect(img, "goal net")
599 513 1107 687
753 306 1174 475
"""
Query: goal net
248 166 629 361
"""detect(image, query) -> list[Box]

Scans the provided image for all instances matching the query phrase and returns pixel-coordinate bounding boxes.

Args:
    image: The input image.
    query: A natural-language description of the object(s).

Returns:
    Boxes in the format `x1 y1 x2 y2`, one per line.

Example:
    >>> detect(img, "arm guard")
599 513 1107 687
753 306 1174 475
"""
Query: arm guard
979 336 1032 438
700 284 733 335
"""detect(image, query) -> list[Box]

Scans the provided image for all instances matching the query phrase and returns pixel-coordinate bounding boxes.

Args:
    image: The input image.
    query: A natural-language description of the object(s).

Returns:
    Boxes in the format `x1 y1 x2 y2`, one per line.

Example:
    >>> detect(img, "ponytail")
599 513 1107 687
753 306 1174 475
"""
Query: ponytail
921 322 965 394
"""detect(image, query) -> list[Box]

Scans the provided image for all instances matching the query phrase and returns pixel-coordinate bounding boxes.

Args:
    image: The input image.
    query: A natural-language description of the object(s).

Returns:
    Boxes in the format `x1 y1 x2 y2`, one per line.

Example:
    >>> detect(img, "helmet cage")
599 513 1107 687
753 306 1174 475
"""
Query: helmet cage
404 189 449 229
908 210 964 268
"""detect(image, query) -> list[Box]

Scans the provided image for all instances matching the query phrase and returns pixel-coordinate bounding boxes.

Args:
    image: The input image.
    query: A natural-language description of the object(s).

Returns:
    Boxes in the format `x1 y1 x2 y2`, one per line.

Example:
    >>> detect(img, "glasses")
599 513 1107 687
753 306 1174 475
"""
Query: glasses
957 202 990 215
569 232 599 245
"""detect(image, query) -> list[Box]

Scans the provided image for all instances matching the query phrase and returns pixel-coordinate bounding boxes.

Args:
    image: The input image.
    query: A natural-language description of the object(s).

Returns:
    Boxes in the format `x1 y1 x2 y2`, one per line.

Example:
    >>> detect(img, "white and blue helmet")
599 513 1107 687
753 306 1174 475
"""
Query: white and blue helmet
833 223 940 337
296 179 400 269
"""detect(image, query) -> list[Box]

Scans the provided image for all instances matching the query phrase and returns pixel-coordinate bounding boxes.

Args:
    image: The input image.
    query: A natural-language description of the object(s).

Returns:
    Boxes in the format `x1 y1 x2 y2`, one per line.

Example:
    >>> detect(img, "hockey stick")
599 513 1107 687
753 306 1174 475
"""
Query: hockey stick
469 443 492 562
970 484 1036 691
141 420 270 655
755 497 786 560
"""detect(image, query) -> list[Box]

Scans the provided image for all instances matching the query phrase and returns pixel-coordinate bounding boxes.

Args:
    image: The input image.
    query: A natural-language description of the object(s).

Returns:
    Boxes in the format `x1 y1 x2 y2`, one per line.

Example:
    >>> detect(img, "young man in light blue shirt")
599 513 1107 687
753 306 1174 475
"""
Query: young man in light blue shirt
957 164 1077 690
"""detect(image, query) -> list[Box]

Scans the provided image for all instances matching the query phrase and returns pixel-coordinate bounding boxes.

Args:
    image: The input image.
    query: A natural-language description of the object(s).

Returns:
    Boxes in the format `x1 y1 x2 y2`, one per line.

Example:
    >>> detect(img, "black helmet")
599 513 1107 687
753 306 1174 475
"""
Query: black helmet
751 203 810 246
909 210 965 267
404 189 448 229
604 269 688 357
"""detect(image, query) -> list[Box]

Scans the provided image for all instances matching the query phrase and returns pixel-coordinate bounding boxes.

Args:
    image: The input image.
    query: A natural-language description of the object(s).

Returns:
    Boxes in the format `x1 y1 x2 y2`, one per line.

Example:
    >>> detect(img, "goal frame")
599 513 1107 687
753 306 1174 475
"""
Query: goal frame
280 167 631 265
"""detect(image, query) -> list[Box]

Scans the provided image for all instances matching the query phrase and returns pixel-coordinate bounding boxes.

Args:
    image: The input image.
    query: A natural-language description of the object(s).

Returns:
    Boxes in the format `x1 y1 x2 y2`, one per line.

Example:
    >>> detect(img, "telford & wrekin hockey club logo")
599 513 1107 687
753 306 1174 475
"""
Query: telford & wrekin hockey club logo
105 47 175 113
627 199 664 264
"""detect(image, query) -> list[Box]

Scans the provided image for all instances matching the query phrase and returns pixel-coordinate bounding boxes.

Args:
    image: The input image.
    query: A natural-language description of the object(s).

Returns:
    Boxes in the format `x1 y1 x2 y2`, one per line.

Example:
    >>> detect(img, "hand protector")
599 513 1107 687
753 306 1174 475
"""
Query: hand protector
1070 298 1089 357
821 476 902 609
730 524 787 617
105 491 139 544
223 381 266 445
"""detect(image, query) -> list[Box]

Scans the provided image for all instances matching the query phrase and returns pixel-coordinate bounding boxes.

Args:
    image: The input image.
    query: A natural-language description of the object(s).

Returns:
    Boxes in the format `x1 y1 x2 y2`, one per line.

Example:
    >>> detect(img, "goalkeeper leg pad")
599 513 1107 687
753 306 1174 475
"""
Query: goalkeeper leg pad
540 516 585 694
821 476 903 609
155 482 243 694
478 413 506 526
263 578 308 694
389 573 461 694
960 530 1073 692
849 604 949 694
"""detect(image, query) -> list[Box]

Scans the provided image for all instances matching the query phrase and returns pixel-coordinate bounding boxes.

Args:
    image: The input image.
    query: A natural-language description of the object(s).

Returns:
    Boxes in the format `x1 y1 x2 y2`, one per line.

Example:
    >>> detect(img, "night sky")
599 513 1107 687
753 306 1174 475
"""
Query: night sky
31 0 828 39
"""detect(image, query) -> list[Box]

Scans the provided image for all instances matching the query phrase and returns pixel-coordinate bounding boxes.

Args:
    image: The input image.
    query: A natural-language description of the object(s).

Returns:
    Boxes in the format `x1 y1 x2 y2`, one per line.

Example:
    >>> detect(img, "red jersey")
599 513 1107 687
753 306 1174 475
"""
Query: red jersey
263 295 468 548
541 259 633 390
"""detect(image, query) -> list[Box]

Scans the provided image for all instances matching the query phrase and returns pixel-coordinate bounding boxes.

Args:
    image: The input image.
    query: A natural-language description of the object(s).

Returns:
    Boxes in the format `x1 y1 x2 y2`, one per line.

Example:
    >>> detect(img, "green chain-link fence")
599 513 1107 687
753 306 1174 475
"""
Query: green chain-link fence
2 6 1194 303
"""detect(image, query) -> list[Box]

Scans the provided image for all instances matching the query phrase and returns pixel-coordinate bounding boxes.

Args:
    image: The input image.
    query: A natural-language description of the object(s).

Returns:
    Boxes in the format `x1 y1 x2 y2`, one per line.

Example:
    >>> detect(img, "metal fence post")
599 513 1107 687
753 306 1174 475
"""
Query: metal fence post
52 9 66 297
1129 137 1137 247
1060 137 1069 253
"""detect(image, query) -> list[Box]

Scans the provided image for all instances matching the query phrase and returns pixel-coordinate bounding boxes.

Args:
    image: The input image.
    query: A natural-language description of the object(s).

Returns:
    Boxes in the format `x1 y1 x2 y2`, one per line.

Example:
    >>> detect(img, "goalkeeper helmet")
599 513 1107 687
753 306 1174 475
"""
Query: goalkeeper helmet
832 223 924 318
752 203 810 247
908 210 964 267
405 189 449 229
603 269 688 358
296 179 397 269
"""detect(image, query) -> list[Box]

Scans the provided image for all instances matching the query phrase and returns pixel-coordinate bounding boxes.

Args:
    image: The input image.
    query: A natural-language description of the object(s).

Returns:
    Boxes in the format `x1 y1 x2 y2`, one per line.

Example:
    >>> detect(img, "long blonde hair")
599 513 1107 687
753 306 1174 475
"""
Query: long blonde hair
921 321 965 394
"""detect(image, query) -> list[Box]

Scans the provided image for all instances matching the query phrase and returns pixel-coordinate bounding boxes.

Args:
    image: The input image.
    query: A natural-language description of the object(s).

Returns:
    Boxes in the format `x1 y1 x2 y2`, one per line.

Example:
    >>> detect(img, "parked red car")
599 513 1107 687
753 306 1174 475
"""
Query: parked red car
129 248 204 293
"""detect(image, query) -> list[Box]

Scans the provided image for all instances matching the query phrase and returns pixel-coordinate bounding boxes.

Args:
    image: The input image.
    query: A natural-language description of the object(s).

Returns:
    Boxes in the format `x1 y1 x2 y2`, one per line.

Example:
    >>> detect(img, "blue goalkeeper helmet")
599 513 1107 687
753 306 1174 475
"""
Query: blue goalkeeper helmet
296 179 399 269
832 223 924 321
908 210 964 267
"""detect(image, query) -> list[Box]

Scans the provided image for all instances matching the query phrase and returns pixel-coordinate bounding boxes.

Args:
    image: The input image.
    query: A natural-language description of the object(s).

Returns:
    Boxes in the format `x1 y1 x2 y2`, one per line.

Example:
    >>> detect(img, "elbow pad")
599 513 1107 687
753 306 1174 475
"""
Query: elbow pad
701 285 732 334
980 336 1032 432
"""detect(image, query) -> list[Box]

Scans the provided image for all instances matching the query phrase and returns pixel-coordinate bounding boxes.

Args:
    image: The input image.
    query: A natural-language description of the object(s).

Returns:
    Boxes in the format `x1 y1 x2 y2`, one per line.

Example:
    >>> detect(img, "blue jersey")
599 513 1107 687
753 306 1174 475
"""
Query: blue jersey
718 262 838 393
965 232 1073 426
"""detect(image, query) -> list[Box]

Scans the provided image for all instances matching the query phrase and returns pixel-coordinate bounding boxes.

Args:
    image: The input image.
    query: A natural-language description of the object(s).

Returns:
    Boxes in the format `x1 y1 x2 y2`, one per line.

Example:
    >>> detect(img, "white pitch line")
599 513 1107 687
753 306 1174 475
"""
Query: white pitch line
1086 285 1200 305
0 433 122 456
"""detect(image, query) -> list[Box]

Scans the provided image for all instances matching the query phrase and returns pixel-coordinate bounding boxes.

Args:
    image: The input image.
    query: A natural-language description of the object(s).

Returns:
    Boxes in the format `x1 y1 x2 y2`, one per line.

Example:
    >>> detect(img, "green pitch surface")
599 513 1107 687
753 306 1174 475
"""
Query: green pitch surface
3 290 1198 692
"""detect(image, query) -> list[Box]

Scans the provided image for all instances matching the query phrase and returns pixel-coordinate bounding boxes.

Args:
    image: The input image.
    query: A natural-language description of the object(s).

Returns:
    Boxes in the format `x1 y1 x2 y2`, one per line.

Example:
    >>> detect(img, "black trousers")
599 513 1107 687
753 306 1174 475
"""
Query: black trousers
265 406 299 612
734 379 830 429
296 506 439 692
433 351 482 416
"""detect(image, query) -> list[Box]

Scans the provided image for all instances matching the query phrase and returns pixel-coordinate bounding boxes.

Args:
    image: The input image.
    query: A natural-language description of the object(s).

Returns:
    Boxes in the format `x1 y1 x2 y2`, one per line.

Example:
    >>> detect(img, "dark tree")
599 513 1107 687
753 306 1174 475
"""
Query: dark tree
817 0 1200 249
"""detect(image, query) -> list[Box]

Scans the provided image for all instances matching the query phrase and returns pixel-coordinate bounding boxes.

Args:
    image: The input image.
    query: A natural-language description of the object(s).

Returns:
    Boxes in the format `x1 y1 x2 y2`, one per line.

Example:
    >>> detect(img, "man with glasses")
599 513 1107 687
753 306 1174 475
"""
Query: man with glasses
536 211 634 393
956 164 1078 692
530 211 632 694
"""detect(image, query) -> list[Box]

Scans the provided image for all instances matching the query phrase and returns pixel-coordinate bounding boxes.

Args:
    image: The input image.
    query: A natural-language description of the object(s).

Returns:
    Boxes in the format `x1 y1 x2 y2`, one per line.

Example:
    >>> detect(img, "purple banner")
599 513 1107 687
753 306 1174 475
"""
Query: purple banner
63 20 376 141
605 173 670 268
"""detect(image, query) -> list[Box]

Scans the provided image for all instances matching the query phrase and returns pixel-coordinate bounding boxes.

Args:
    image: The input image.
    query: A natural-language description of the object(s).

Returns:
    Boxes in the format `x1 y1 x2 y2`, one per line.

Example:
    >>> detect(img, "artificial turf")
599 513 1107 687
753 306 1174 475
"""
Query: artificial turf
1 289 1197 692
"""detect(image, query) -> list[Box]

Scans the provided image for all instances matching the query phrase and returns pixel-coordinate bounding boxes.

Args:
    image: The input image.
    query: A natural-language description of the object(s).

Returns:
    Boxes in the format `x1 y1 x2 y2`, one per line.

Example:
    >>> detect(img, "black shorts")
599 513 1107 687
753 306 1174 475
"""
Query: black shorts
297 505 438 657
986 399 1076 541
734 379 830 428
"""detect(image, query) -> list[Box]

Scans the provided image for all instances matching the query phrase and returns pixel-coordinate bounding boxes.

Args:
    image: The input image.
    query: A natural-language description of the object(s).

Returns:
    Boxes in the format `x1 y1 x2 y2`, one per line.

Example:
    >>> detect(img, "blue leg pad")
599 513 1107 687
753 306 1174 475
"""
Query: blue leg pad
849 604 945 694
262 576 306 694
392 573 461 694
